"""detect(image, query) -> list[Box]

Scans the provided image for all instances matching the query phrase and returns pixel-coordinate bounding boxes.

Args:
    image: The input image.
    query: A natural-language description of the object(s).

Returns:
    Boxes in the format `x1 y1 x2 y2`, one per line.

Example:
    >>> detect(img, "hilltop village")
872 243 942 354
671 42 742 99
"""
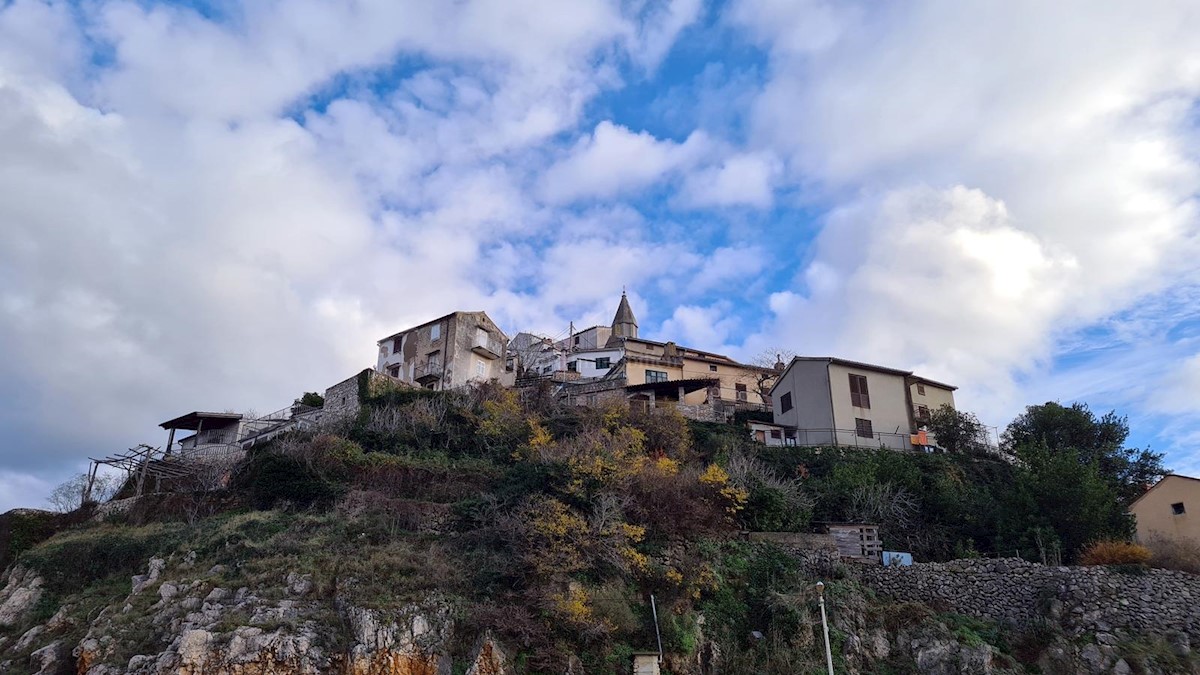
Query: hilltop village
5 295 1197 675
150 293 984 468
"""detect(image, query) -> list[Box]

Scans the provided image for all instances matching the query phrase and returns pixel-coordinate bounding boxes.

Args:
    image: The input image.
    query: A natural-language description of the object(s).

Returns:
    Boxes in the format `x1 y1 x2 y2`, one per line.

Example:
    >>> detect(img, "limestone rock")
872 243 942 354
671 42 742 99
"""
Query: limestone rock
0 566 44 626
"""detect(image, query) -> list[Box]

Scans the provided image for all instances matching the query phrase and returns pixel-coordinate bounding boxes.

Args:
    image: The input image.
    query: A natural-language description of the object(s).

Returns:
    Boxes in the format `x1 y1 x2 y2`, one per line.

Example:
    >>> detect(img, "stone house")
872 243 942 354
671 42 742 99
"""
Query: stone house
376 311 509 390
768 357 958 451
1130 474 1199 545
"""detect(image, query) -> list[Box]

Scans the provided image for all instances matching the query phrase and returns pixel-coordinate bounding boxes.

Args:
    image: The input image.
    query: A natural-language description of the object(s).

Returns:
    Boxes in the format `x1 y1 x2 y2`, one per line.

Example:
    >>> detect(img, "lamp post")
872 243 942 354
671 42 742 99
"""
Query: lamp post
816 581 834 675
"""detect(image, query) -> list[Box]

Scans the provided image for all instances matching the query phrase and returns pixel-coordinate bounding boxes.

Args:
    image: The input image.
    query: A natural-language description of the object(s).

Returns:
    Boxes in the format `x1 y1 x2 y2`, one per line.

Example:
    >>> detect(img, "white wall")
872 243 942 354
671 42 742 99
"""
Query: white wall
567 348 623 379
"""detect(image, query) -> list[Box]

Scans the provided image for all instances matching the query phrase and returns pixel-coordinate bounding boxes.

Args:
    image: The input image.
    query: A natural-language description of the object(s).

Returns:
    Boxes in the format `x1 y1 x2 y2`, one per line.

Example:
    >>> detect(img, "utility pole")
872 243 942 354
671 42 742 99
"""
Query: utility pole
817 581 834 675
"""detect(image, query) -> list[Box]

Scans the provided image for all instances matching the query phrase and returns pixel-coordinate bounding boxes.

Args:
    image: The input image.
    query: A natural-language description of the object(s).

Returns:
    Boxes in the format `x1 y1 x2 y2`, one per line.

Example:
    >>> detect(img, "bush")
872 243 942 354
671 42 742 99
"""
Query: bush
1145 534 1200 574
1078 540 1152 566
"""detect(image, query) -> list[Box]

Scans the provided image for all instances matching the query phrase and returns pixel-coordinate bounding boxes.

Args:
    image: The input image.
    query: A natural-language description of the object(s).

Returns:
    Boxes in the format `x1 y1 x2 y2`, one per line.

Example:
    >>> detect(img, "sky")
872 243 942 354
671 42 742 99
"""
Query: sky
2 0 1200 511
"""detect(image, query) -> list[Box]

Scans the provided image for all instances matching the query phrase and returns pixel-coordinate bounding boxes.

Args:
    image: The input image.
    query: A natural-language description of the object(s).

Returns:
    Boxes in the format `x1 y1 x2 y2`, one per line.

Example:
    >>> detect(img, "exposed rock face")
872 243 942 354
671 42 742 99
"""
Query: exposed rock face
0 565 44 626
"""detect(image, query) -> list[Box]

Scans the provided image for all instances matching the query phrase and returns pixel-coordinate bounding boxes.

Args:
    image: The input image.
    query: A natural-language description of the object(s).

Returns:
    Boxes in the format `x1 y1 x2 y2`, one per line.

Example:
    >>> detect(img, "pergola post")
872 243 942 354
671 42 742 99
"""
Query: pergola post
164 427 176 457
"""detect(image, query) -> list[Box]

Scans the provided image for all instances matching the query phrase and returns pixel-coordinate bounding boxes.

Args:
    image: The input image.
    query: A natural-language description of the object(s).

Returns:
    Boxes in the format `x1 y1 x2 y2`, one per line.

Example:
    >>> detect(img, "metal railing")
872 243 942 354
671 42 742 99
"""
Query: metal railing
778 427 917 451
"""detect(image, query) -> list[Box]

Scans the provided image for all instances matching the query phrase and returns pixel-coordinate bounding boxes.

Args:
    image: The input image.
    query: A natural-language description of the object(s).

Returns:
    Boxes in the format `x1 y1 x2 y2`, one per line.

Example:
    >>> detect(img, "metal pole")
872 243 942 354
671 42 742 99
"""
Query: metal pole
817 582 834 675
650 594 664 662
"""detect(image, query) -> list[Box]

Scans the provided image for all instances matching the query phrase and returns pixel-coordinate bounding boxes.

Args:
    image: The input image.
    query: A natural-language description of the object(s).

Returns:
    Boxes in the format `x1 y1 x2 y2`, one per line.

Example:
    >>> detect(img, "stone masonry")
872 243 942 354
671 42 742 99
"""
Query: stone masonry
856 557 1200 640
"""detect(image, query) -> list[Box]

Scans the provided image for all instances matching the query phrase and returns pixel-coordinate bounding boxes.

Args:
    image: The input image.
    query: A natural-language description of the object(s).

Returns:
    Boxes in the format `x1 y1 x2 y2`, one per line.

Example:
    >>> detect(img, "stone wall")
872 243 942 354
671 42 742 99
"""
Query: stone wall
322 371 366 421
857 557 1200 640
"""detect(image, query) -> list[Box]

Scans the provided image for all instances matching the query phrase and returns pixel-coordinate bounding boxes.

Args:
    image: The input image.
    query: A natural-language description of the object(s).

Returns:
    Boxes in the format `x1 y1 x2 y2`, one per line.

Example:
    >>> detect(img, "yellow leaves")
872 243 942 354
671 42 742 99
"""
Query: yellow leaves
620 547 650 572
699 463 730 486
528 421 553 449
700 464 748 514
653 456 680 475
665 568 684 585
552 586 594 624
530 498 588 539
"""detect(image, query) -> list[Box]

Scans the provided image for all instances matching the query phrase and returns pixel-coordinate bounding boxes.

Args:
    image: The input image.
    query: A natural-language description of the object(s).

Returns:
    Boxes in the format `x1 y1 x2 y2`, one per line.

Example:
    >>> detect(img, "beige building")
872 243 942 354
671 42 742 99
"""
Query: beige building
769 357 957 450
376 311 509 390
1130 474 1199 545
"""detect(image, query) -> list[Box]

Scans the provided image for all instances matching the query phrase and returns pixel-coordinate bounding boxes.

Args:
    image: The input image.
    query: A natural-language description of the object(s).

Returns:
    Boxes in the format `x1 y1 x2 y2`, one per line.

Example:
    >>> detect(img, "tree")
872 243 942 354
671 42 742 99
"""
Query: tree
299 391 325 407
745 349 796 405
926 405 991 455
997 444 1133 561
1002 402 1165 504
47 472 122 513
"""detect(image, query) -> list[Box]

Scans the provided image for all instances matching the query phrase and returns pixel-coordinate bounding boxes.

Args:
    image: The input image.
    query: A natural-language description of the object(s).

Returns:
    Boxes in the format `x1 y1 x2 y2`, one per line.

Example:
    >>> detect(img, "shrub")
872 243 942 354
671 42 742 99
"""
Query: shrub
1145 534 1200 574
1078 540 1152 566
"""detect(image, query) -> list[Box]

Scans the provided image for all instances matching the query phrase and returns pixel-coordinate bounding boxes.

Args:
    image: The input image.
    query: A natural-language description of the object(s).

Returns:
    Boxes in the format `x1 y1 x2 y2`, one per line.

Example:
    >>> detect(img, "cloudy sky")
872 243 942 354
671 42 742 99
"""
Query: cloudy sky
3 0 1200 510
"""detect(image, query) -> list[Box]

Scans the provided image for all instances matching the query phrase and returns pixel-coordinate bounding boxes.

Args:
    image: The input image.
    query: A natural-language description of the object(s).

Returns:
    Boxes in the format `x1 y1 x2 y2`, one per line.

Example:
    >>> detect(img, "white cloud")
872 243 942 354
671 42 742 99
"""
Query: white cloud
735 0 1200 440
678 151 779 208
540 121 712 202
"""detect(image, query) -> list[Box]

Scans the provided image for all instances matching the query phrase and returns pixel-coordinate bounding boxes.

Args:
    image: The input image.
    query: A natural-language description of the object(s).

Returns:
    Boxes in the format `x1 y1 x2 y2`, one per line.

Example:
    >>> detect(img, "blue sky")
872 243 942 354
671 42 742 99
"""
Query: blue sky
2 0 1200 510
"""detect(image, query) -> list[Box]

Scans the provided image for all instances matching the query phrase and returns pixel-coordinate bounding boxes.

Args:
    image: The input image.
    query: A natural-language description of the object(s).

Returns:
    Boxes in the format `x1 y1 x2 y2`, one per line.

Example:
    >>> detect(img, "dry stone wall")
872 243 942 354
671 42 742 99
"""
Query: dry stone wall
856 558 1200 640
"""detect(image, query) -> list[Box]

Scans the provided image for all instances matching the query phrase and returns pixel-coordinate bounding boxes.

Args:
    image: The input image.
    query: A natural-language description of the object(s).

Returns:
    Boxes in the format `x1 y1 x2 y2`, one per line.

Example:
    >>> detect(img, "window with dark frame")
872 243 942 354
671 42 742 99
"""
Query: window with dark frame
770 430 782 439
849 374 871 408
780 392 794 413
595 357 611 369
735 383 748 401
567 361 577 372
709 364 718 372
646 369 668 383
917 383 926 395
387 364 400 378
917 404 930 419
855 417 874 439
1172 502 1186 515
392 337 403 354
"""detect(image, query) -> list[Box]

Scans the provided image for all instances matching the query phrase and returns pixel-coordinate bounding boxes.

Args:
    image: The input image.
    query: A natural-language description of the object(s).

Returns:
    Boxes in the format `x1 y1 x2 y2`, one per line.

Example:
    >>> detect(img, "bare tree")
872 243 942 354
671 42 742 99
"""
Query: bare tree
47 472 122 513
744 349 797 404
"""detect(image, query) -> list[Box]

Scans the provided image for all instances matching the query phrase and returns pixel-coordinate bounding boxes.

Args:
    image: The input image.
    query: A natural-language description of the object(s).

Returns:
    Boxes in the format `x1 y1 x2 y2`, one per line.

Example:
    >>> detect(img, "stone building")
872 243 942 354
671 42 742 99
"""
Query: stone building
376 311 509 390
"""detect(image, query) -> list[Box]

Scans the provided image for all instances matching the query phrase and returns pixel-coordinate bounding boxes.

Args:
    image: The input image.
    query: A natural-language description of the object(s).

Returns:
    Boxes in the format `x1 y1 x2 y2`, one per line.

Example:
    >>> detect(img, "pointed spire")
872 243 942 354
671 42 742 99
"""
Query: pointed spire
611 290 638 339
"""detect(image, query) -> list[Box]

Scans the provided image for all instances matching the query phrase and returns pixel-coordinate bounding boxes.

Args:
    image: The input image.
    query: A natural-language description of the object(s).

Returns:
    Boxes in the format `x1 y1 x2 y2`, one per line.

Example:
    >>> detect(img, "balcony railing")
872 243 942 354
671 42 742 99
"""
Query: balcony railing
472 334 505 359
414 361 443 384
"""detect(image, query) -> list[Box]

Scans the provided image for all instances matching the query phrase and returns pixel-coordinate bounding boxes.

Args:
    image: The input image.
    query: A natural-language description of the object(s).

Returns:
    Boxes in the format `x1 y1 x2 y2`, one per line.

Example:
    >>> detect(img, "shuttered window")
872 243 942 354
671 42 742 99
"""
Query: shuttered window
849 374 870 408
855 418 874 439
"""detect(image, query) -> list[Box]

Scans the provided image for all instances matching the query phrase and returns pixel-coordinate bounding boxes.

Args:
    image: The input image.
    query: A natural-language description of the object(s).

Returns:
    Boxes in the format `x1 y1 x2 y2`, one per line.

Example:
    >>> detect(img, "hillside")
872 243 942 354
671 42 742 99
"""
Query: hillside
0 383 1195 674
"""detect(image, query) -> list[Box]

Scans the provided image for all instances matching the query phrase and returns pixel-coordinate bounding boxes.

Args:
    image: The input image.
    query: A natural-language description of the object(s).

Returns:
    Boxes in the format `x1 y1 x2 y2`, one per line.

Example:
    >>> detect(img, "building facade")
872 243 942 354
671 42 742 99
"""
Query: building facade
769 357 957 450
376 311 509 390
1130 474 1199 545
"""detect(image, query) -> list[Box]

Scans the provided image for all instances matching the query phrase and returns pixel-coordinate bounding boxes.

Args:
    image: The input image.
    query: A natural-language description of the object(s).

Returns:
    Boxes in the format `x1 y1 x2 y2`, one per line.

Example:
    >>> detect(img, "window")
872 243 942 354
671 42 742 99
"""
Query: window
567 361 577 372
476 360 486 376
770 430 782 439
646 369 668 383
386 364 400 378
709 365 718 372
780 392 794 413
595 357 611 369
849 374 871 408
430 323 441 341
917 404 930 419
917 383 926 396
574 336 581 346
736 383 748 402
855 418 874 439
392 337 403 354
1172 502 1186 515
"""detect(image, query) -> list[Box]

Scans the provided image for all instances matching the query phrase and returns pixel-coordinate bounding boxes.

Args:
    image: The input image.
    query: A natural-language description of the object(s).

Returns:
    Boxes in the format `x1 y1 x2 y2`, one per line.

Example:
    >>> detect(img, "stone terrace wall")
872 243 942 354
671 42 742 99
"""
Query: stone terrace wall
857 557 1200 640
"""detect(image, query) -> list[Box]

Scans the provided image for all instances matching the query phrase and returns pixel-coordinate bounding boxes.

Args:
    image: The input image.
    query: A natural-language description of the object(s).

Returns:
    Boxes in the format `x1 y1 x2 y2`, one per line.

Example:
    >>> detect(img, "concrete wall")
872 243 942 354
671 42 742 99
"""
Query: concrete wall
771 359 835 443
857 557 1200 641
911 381 956 418
1132 475 1200 544
829 362 912 450
566 348 623 379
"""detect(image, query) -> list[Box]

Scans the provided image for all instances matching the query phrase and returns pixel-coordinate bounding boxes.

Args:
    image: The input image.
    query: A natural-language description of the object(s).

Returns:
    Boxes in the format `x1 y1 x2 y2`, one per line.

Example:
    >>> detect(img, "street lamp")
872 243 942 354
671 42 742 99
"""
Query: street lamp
816 581 834 675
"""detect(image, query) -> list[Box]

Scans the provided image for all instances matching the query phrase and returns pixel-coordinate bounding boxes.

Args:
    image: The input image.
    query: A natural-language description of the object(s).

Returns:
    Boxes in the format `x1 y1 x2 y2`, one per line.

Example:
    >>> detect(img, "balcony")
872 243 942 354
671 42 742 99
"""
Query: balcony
472 332 505 360
912 403 933 426
414 361 443 385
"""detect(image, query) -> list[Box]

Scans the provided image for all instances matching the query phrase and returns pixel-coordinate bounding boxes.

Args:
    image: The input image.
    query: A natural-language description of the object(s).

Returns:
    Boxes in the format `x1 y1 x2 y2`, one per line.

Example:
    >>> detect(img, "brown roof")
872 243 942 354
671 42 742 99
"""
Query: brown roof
159 411 243 430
